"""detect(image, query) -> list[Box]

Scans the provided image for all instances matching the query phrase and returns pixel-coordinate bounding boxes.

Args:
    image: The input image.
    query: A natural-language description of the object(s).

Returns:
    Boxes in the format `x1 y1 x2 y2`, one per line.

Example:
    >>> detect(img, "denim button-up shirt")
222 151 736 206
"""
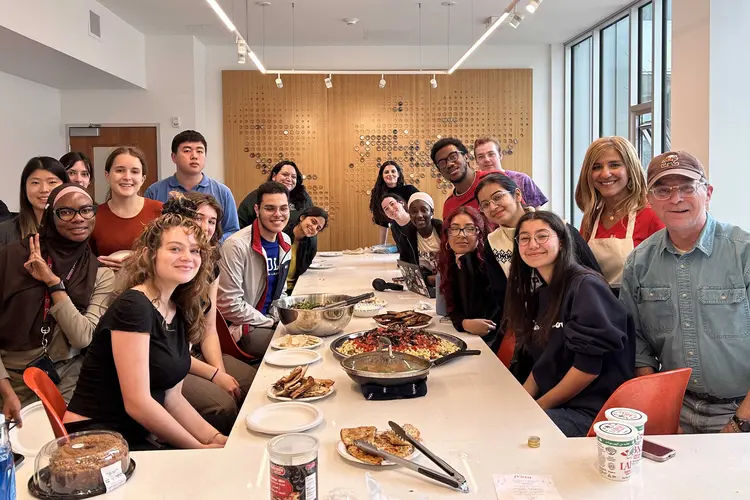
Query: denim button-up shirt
620 213 750 399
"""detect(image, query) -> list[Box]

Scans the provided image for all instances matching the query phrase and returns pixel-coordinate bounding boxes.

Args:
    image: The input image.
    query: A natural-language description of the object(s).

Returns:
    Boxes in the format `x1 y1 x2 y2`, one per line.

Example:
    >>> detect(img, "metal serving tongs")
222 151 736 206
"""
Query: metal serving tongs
354 421 469 493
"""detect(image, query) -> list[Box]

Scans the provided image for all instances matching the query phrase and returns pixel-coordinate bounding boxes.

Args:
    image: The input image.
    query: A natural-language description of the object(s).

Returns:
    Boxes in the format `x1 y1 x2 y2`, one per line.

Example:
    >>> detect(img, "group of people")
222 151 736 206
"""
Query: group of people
373 135 750 437
0 127 748 450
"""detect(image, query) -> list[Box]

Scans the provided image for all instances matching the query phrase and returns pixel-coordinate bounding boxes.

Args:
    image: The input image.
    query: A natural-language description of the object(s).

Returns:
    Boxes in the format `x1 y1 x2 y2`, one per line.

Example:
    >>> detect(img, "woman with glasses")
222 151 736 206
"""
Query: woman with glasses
436 207 502 351
90 146 163 270
476 174 600 325
0 184 115 425
369 161 419 244
237 161 313 230
504 211 634 437
575 137 664 290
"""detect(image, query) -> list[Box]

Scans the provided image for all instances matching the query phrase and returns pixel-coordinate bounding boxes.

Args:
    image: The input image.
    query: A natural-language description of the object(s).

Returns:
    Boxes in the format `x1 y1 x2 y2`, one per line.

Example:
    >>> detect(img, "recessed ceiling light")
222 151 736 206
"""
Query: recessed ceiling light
441 1 456 6
255 1 271 6
343 17 359 25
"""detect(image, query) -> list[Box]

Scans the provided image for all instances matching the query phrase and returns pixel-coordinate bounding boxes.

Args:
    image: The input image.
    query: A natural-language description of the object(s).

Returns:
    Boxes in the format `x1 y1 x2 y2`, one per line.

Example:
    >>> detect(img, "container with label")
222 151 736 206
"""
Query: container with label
605 408 648 464
268 433 319 500
593 421 638 482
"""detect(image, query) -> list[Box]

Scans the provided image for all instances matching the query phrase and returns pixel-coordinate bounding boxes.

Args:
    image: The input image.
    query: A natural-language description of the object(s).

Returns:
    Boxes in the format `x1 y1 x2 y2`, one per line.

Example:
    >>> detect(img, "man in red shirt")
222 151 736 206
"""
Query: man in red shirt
431 137 493 218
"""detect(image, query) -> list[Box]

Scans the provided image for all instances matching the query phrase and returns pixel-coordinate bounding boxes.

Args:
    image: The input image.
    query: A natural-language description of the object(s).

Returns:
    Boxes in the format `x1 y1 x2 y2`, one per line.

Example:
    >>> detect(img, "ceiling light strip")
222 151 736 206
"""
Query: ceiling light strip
265 70 449 75
206 0 237 32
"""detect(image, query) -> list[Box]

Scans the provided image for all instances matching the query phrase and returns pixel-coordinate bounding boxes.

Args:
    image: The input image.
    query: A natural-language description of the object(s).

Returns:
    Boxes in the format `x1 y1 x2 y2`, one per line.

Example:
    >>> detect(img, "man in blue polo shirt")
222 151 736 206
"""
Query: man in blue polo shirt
145 130 239 240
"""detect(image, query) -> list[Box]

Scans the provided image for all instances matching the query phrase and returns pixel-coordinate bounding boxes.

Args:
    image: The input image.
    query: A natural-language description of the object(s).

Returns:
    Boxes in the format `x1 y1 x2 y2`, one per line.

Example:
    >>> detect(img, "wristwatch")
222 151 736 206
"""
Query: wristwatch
731 414 750 432
47 281 66 294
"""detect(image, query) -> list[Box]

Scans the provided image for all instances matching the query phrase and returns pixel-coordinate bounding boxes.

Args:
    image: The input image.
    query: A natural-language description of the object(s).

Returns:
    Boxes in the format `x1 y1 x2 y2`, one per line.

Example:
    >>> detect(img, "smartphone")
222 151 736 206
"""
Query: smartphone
13 452 24 467
642 439 676 462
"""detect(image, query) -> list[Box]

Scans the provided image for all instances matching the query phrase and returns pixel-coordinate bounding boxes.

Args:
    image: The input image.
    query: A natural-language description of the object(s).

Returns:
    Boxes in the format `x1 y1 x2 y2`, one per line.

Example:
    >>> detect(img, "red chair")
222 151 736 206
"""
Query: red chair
215 309 256 362
496 330 516 368
22 367 68 438
586 367 692 437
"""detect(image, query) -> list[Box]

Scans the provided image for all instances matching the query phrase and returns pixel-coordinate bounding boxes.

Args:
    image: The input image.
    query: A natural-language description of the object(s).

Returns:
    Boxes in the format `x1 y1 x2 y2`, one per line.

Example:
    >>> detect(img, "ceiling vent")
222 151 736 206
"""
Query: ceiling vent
89 10 101 40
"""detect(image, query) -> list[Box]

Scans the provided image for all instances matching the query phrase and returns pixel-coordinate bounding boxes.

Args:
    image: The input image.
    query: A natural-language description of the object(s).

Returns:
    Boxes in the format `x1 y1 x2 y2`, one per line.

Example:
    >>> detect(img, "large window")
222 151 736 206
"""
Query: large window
566 0 672 223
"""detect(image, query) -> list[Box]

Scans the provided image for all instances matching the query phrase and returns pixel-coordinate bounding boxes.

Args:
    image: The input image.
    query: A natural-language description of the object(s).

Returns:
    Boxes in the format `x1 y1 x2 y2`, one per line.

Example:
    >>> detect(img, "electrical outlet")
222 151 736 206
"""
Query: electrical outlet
171 116 181 128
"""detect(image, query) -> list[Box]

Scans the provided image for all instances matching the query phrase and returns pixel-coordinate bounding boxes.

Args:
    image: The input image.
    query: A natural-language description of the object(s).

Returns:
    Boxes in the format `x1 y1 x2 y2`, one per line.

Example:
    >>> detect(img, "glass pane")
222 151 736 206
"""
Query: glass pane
636 112 653 165
663 0 672 150
639 3 654 103
571 37 593 226
600 17 630 137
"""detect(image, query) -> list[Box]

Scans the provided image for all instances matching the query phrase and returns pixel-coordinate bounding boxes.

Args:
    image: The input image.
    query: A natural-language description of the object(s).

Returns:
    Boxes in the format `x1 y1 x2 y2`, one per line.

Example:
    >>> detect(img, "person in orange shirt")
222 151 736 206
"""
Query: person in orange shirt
575 137 664 291
90 146 163 269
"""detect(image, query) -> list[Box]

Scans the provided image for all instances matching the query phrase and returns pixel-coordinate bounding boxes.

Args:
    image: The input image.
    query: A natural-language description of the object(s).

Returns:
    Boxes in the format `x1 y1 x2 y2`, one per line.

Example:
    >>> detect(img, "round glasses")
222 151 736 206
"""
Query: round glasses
516 231 552 247
649 181 705 201
447 226 478 237
54 205 97 222
479 191 511 211
435 151 464 169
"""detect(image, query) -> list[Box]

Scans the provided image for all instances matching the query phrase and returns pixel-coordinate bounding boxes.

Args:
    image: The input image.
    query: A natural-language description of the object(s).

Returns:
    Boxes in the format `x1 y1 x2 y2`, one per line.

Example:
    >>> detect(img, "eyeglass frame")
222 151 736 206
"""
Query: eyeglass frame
435 150 466 169
478 190 511 211
648 180 707 201
446 226 479 237
516 230 554 247
54 204 98 222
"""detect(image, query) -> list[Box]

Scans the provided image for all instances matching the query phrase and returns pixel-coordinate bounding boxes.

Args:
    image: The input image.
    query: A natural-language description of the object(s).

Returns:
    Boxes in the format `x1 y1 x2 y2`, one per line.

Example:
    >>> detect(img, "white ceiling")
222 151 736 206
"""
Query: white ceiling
97 0 633 46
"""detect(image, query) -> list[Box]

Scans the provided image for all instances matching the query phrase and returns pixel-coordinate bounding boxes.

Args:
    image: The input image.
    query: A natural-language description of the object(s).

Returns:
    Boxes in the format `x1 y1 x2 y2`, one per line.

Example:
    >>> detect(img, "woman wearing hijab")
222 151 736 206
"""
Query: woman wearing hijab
0 184 115 425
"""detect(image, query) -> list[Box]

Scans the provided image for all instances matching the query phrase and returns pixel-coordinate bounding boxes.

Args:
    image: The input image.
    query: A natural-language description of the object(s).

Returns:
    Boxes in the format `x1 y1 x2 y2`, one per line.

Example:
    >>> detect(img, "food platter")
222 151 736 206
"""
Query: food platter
373 310 433 330
330 327 466 362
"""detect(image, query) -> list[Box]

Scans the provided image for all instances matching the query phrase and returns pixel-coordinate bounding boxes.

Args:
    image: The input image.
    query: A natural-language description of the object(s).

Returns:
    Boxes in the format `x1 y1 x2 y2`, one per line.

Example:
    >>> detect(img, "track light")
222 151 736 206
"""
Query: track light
430 74 437 89
509 12 524 29
526 0 542 14
205 0 236 32
379 74 386 89
237 39 246 64
324 74 332 89
275 74 283 88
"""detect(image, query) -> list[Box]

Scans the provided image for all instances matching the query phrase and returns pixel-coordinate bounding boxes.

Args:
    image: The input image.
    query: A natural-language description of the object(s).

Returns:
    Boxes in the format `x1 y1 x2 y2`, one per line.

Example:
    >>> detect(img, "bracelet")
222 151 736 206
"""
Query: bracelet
209 368 219 382
205 432 221 445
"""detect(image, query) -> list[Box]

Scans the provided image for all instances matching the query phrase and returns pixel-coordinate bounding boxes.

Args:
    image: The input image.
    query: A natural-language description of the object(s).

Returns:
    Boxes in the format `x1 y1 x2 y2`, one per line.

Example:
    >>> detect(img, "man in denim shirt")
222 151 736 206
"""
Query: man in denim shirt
620 151 750 434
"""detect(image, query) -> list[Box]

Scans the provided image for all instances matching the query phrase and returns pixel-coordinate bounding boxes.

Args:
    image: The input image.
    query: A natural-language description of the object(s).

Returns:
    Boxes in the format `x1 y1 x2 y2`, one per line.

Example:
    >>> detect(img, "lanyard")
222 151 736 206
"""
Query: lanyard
41 256 76 352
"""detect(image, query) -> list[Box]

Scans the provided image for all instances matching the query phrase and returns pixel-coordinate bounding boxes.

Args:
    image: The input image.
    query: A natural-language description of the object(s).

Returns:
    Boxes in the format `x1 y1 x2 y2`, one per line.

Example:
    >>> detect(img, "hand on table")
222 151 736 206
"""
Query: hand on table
462 319 497 336
213 371 241 401
1 389 23 428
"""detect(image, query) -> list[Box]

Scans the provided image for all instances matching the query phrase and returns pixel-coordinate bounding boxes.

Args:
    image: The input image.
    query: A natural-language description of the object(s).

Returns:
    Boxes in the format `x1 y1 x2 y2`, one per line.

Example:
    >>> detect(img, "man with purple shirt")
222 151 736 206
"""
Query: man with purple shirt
473 137 548 208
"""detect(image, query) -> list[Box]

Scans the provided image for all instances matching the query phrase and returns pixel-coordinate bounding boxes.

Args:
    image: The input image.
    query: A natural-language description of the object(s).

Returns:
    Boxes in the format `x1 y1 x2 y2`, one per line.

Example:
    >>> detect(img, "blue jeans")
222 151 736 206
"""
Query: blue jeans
545 408 594 437
681 392 744 433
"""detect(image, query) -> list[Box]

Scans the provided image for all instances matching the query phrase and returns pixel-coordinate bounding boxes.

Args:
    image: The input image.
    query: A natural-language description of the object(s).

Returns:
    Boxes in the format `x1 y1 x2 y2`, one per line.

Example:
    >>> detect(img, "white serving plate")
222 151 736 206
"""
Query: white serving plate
266 385 335 402
245 402 324 435
318 251 343 258
336 440 421 467
10 401 55 457
264 349 322 367
270 335 323 350
308 262 336 270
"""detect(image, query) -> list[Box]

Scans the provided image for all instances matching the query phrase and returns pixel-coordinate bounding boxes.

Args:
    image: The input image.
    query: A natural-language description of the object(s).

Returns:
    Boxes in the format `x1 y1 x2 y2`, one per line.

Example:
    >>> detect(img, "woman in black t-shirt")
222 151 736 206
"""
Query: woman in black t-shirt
369 161 419 244
64 213 227 450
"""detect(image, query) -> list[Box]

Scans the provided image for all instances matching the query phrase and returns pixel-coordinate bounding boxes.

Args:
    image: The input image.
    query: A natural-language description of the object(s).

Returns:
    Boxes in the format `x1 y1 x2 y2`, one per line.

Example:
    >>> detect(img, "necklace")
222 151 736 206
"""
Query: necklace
604 207 622 221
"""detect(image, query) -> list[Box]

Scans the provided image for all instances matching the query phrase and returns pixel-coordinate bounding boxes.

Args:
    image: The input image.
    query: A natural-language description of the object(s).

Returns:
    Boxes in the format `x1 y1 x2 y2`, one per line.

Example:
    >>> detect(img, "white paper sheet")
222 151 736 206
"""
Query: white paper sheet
493 474 563 500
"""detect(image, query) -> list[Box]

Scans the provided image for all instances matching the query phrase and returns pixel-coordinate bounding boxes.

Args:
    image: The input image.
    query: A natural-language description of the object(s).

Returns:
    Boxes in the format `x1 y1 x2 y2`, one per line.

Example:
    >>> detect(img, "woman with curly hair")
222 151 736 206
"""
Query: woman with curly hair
437 207 502 351
63 213 226 450
237 160 313 230
369 161 419 244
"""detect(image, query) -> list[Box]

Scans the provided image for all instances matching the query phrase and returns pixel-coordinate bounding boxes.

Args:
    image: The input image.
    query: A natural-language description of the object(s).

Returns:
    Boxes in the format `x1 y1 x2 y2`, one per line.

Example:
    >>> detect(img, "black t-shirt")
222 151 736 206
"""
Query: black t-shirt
376 184 420 227
68 289 191 444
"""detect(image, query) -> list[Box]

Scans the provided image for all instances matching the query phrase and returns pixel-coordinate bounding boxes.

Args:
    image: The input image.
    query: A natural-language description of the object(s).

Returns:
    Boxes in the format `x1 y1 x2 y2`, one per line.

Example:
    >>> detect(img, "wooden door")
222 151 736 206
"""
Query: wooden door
69 126 158 203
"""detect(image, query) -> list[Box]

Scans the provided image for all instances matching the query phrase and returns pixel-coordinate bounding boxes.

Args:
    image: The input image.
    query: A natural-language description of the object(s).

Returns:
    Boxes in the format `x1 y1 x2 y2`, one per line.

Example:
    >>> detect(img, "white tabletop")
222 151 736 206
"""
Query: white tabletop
15 254 750 499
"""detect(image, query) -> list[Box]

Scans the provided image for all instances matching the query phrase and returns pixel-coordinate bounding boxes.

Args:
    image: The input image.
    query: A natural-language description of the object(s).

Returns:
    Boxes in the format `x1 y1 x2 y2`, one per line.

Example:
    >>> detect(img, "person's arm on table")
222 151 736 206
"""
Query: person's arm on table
163 382 226 447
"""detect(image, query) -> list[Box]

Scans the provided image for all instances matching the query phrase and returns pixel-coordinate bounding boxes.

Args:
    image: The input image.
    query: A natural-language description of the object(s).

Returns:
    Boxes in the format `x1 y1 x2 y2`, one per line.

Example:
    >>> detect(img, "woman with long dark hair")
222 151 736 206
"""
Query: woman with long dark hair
0 184 114 424
369 161 419 244
437 207 502 351
89 146 163 269
0 157 68 248
284 206 329 293
60 152 93 189
237 160 313 230
504 211 634 437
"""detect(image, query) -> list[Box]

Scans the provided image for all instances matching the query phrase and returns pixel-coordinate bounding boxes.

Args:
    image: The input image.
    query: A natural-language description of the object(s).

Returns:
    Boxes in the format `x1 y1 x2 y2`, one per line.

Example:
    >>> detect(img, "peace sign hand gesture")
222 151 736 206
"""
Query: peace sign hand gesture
24 234 60 286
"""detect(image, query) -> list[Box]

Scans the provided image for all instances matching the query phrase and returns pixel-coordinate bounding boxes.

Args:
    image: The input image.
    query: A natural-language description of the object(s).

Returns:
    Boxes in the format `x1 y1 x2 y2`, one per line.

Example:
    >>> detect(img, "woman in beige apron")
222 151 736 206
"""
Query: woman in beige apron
587 210 636 286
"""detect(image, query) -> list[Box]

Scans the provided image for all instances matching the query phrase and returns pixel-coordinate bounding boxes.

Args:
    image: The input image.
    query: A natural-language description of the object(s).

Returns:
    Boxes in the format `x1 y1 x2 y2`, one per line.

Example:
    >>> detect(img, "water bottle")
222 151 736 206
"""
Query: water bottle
0 414 16 499
435 273 447 316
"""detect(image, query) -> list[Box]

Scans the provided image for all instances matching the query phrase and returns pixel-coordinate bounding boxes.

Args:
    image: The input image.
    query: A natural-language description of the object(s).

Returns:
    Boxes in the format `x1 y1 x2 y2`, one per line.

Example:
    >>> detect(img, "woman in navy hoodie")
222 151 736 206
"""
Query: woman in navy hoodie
504 211 634 437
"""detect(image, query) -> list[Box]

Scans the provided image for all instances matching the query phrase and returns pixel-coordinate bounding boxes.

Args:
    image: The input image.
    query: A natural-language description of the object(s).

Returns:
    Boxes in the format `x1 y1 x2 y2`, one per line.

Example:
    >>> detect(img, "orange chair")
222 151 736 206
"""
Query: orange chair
22 367 68 438
496 330 516 368
215 309 256 362
586 367 692 437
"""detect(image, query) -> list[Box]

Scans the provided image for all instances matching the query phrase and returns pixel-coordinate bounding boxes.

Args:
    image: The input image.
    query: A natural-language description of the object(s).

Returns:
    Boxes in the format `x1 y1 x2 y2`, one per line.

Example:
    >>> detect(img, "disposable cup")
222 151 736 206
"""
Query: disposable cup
593 421 638 481
605 408 648 464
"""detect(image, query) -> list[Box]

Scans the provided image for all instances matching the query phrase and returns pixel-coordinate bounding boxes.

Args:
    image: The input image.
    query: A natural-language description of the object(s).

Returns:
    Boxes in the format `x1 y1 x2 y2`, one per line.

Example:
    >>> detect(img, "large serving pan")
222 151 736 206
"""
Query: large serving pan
274 294 355 337
340 337 432 386
330 328 468 364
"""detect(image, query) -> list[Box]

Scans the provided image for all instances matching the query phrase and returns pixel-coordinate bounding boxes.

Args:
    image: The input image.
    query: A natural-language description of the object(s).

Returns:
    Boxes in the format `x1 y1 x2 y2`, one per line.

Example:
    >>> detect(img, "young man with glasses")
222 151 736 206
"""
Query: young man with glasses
473 137 548 208
430 138 493 218
217 182 292 358
620 151 750 434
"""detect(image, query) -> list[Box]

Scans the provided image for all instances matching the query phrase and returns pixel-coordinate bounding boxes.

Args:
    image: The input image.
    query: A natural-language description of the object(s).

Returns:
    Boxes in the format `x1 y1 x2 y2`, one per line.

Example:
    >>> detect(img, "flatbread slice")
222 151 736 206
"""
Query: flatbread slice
381 424 421 446
303 382 332 397
340 426 376 446
374 433 414 458
347 445 383 465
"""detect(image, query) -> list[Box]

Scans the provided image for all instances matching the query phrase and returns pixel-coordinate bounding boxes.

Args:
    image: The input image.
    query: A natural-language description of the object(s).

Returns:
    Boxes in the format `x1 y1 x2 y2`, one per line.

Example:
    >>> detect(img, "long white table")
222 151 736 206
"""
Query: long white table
16 254 750 499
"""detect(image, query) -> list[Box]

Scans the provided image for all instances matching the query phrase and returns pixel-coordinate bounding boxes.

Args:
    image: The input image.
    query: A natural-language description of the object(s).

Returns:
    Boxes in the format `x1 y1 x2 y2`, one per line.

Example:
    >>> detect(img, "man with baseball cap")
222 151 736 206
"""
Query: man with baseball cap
620 151 750 433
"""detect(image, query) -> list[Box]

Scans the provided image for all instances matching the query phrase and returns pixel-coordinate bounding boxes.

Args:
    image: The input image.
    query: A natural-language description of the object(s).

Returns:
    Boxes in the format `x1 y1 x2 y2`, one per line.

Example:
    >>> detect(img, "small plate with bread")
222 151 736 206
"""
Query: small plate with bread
336 424 422 466
267 366 336 402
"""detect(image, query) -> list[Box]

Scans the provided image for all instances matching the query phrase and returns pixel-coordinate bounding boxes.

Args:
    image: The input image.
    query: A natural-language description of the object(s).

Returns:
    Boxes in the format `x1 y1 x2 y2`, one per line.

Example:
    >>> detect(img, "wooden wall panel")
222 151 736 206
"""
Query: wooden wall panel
223 69 532 251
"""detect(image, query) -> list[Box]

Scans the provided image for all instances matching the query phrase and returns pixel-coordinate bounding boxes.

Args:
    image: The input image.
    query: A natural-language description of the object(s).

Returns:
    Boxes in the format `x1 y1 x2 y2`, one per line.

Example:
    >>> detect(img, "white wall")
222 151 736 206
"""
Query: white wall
204 43 560 211
0 0 146 88
61 36 206 179
0 71 64 211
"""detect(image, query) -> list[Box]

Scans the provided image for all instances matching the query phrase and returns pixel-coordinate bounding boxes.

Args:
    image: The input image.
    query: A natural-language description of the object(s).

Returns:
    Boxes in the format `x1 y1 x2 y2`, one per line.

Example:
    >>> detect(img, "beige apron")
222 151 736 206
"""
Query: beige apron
588 211 636 287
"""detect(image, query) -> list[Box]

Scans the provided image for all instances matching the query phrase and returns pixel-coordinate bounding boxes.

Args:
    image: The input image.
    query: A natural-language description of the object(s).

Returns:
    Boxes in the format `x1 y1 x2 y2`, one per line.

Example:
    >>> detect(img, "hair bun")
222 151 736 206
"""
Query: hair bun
162 192 199 218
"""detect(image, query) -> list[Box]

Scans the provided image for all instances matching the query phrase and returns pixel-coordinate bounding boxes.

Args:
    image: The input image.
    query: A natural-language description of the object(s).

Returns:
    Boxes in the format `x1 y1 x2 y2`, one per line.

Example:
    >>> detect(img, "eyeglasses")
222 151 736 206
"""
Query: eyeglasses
479 191 511 211
447 226 478 237
435 151 464 169
54 205 97 222
516 231 553 246
649 181 706 201
262 205 290 214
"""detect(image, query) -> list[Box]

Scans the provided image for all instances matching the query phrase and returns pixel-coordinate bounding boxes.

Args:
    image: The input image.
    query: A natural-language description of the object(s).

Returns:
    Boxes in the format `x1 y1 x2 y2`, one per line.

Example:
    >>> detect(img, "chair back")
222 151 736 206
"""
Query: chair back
22 367 68 438
216 309 255 361
586 367 692 437
496 330 516 369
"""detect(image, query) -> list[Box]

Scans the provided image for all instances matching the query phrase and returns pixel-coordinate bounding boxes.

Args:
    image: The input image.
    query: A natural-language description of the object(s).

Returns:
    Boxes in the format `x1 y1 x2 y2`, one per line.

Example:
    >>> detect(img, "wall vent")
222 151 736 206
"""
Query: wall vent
89 10 101 40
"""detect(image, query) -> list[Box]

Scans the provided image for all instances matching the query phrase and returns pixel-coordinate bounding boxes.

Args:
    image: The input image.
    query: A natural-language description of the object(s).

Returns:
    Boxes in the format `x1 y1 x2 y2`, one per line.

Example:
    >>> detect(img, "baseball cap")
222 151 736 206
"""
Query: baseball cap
647 151 707 189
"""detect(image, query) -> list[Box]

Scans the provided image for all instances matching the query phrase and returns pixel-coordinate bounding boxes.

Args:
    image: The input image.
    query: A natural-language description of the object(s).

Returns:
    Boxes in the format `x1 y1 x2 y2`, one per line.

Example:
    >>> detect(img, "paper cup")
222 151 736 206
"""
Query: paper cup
594 421 638 481
605 408 648 464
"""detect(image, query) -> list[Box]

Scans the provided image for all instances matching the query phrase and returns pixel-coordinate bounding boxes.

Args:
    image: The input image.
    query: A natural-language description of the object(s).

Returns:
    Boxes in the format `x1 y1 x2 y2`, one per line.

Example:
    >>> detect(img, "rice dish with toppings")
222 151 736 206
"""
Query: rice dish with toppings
336 326 460 361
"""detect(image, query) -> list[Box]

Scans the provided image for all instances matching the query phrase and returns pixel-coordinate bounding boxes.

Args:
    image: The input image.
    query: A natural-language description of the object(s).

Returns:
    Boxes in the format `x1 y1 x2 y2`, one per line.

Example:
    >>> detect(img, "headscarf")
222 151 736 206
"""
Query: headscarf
0 184 99 351
407 192 435 210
